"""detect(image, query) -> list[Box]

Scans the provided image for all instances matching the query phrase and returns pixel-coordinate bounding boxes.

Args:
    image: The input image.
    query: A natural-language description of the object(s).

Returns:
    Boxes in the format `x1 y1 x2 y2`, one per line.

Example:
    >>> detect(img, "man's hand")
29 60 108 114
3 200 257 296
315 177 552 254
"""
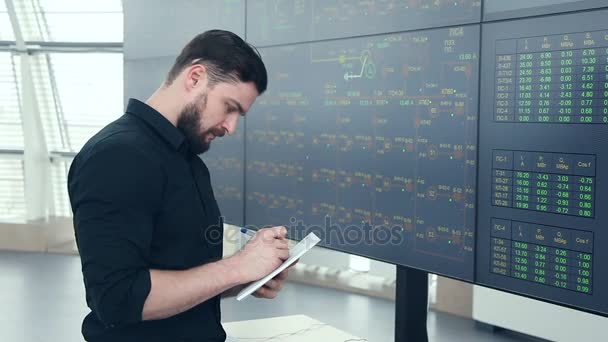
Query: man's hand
233 226 289 283
252 258 298 299
252 268 288 299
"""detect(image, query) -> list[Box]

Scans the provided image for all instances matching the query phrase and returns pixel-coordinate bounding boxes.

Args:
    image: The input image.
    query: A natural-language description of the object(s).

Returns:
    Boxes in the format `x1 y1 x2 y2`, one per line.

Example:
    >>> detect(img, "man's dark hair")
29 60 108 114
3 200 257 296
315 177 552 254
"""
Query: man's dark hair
166 30 267 94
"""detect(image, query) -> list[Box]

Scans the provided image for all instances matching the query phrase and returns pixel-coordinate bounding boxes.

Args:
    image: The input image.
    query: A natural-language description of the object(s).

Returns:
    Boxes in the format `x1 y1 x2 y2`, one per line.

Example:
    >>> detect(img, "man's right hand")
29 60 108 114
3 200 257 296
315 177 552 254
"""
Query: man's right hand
234 226 289 282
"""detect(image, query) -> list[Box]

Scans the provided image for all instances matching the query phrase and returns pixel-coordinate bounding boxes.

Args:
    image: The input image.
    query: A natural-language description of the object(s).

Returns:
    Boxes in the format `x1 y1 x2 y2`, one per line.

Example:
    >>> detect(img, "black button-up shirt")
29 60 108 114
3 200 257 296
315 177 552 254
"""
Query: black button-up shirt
68 99 226 341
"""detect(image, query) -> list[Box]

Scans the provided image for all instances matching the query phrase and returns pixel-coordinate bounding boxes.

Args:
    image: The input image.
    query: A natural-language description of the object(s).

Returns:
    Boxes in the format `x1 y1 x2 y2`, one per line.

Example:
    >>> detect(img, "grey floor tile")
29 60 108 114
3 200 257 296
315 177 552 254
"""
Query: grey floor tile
1 251 541 342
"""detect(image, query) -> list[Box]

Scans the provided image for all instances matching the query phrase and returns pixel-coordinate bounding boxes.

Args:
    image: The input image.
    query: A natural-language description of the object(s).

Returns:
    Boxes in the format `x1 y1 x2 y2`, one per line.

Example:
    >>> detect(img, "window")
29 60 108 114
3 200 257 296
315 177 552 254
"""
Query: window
0 158 26 221
0 1 14 41
19 0 122 42
0 52 22 149
0 1 123 221
42 53 123 152
50 158 71 217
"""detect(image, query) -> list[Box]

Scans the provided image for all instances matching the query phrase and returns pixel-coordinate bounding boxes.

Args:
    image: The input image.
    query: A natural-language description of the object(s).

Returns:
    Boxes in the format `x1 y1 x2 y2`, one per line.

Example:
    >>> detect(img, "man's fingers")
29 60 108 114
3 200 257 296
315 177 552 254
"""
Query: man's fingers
254 286 279 299
276 248 289 261
275 269 289 281
274 239 289 250
262 226 287 239
264 279 283 291
288 258 299 268
265 290 278 299
254 277 287 298
274 226 288 238
253 287 266 298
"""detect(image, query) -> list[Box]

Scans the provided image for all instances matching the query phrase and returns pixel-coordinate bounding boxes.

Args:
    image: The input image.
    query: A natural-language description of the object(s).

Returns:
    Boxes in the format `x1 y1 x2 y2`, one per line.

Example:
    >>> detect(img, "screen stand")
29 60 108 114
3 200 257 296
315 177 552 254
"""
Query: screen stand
395 266 429 342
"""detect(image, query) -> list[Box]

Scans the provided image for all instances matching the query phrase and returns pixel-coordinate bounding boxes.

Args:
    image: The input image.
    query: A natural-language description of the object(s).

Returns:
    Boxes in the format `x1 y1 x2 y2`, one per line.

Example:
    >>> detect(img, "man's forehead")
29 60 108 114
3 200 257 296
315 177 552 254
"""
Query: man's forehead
216 82 258 108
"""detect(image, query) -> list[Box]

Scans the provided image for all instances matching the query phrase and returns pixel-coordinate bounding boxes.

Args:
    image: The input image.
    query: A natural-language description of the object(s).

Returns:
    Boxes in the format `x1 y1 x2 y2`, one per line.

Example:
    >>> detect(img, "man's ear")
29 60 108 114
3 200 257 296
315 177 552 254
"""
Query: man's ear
186 64 207 91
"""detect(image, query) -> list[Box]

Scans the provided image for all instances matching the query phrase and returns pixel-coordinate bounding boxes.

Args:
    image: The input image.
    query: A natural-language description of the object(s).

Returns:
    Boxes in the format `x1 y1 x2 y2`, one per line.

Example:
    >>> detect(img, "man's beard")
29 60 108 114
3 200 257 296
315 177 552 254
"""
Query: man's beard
176 93 225 154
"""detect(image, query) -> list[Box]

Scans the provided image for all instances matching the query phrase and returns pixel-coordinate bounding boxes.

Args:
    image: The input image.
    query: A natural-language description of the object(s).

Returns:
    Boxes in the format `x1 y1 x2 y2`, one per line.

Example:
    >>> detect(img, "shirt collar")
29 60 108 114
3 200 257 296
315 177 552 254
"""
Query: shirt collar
125 98 186 151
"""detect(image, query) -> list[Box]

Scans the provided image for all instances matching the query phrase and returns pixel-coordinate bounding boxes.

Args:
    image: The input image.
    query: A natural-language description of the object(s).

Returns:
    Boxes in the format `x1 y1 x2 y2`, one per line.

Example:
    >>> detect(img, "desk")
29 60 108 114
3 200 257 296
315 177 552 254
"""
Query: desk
224 314 366 342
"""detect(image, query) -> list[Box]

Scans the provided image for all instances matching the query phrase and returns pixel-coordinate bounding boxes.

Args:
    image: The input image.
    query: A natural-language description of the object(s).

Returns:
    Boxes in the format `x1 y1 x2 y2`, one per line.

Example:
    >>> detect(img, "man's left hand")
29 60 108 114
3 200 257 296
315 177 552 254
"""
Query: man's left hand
252 268 288 299
252 256 300 299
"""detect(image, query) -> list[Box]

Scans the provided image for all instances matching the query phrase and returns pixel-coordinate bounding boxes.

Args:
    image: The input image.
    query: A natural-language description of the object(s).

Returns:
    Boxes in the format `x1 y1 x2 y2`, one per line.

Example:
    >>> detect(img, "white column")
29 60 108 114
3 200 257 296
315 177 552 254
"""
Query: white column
5 0 53 221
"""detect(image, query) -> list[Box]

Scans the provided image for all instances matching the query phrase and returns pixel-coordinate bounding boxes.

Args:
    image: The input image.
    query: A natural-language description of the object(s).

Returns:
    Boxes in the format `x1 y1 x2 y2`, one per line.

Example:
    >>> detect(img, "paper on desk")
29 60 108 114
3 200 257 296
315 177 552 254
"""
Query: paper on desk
236 232 321 301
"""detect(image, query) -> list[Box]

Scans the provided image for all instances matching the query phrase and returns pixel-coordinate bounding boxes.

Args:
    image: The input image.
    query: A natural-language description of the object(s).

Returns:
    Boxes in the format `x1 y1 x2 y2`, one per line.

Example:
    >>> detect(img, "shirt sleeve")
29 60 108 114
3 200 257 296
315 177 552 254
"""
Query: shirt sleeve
68 142 165 327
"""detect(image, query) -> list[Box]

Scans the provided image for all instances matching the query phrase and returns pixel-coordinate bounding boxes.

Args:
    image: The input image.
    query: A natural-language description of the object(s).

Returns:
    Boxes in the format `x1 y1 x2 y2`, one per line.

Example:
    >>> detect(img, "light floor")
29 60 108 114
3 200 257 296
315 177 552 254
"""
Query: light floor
0 251 544 341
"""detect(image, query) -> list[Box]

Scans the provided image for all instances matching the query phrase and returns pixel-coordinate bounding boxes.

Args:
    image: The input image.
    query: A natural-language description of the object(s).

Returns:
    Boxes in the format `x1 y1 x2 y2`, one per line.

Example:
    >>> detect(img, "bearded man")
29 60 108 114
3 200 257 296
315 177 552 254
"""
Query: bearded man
68 30 289 342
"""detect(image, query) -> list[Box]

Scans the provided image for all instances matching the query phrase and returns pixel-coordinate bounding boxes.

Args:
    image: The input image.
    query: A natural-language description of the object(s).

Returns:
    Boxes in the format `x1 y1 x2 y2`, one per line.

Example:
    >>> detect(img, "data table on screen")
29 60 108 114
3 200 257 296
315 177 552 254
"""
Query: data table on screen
478 9 608 316
494 32 608 124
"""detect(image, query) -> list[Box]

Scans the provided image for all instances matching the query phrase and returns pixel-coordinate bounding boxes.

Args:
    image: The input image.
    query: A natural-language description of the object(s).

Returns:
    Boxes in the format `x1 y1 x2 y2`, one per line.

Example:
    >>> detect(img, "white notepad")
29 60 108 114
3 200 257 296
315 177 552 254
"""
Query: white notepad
236 232 321 301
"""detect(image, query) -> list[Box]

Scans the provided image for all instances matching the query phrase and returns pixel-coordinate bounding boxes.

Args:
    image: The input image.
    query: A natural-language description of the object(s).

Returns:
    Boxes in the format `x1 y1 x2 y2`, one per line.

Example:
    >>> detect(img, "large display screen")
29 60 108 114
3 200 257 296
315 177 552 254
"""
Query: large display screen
125 0 608 317
246 0 481 46
246 26 479 281
483 0 608 21
477 9 608 315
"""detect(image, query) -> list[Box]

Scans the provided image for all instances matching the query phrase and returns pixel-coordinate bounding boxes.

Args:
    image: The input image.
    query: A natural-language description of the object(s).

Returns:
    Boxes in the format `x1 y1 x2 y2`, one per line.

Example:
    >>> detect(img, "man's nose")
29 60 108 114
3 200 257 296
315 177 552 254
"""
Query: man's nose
222 115 239 136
